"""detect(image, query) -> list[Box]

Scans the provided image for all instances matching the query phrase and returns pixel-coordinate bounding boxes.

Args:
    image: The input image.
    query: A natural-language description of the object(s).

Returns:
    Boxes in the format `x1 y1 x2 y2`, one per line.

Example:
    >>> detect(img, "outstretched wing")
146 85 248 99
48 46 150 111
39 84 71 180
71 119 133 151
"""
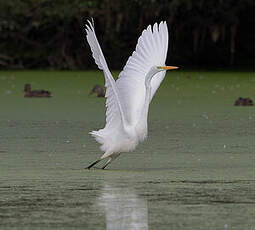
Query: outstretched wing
116 21 169 125
85 19 125 129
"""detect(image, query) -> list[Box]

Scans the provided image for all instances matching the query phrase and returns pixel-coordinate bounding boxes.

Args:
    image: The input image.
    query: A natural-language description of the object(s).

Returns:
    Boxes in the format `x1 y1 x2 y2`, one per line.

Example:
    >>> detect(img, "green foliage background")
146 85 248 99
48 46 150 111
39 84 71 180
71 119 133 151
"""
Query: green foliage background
0 0 254 69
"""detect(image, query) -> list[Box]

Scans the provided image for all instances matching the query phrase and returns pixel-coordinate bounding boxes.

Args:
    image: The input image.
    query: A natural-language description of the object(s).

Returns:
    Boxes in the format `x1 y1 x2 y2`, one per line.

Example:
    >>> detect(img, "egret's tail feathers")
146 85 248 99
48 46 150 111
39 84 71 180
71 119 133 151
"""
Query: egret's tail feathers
90 130 111 155
90 128 138 158
90 130 104 145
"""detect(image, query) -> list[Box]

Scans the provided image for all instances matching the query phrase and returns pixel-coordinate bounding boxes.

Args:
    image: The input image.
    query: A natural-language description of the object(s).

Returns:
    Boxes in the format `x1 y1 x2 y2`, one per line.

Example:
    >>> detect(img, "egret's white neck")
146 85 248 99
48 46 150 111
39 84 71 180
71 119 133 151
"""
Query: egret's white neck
143 66 160 116
136 67 161 141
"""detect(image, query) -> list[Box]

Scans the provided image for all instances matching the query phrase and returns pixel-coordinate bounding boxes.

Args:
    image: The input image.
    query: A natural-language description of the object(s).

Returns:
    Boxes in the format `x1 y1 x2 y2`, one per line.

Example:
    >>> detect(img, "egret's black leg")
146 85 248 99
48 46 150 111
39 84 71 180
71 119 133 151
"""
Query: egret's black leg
85 159 101 169
101 158 112 169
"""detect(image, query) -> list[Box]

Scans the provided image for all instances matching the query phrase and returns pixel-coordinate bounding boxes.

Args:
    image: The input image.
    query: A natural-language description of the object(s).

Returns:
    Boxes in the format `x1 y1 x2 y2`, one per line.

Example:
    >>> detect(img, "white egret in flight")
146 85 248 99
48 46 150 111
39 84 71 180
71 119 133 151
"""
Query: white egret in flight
85 19 178 169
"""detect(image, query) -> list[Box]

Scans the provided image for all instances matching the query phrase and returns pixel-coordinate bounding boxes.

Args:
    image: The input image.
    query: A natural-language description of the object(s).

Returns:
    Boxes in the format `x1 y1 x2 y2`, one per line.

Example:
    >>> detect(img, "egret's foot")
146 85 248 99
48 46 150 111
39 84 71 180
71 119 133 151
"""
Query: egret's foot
85 166 101 170
85 159 101 169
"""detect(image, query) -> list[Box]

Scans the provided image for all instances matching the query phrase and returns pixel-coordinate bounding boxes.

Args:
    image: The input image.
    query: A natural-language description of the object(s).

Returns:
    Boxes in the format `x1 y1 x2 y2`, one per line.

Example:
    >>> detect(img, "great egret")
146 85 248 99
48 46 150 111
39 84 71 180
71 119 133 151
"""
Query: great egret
85 19 178 169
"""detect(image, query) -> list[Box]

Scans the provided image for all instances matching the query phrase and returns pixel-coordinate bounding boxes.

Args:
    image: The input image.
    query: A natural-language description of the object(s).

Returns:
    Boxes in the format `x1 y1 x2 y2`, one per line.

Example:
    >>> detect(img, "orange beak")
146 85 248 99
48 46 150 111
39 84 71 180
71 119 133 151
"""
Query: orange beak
159 66 179 70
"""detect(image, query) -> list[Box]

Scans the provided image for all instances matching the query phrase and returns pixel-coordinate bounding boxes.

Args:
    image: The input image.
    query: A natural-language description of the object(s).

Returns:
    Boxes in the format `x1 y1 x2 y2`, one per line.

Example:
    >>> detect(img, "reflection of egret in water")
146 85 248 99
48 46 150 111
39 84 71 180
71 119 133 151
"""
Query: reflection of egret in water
97 183 148 230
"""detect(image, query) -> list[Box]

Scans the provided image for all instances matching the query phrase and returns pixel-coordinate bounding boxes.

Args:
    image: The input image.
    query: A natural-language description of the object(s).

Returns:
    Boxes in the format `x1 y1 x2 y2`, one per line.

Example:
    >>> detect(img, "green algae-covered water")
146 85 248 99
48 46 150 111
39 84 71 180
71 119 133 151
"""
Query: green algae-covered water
1 71 255 229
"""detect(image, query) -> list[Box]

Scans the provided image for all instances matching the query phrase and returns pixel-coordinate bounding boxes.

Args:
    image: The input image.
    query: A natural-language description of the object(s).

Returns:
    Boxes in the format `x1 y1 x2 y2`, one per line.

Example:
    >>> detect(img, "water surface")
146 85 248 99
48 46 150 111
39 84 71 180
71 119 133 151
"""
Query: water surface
1 71 255 229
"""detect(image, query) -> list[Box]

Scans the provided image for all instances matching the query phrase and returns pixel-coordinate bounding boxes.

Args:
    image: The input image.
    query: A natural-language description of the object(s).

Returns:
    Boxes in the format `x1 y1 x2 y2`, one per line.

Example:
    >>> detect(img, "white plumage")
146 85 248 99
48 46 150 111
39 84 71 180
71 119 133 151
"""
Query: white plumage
85 19 178 169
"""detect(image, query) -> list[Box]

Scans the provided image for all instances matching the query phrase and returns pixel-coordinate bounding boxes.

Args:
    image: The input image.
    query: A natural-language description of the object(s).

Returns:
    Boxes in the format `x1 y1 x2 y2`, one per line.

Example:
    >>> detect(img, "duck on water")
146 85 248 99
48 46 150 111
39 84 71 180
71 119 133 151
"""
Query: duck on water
24 84 52 97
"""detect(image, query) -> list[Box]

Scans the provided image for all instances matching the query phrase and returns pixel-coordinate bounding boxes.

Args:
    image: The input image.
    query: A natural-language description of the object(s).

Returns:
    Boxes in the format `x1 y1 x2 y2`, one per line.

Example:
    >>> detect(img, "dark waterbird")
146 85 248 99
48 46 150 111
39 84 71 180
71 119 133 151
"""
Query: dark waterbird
89 85 105 97
234 97 254 106
24 84 51 97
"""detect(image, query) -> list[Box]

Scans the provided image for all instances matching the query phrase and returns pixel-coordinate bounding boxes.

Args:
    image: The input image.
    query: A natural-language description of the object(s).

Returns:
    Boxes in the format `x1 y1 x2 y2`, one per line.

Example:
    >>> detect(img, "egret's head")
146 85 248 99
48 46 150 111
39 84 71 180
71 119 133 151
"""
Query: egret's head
157 66 179 71
146 65 179 87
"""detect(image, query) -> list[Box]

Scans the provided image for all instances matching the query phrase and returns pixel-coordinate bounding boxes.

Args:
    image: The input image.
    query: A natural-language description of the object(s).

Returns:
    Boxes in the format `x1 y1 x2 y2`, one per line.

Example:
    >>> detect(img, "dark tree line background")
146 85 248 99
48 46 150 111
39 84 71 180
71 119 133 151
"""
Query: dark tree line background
0 0 254 70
